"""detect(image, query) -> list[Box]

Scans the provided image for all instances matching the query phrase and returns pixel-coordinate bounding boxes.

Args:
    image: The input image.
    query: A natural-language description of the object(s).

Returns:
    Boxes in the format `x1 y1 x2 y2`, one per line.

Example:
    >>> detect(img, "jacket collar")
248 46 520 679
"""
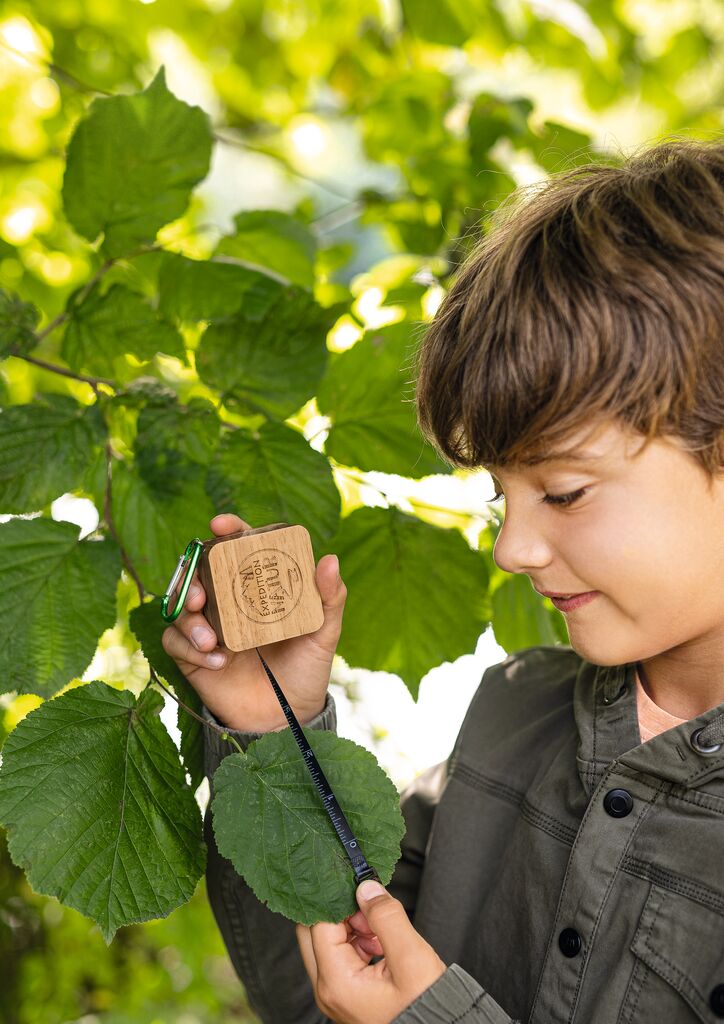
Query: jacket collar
573 658 724 796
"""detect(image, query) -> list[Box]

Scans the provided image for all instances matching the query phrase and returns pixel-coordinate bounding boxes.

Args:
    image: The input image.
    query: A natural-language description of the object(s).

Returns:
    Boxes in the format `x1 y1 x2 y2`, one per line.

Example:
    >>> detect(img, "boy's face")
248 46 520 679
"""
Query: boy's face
488 418 724 672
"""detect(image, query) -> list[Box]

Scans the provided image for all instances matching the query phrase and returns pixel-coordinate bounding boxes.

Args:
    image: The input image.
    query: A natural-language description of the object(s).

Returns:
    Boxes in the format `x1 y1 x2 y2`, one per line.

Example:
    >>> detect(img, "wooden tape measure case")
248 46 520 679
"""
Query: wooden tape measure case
195 523 325 653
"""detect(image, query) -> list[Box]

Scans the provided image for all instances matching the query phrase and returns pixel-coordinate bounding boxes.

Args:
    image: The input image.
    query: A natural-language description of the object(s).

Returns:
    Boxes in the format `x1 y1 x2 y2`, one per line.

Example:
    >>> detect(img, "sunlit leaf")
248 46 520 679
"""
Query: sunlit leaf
214 210 317 289
318 321 451 478
328 506 491 699
62 67 212 257
206 419 340 552
63 284 185 376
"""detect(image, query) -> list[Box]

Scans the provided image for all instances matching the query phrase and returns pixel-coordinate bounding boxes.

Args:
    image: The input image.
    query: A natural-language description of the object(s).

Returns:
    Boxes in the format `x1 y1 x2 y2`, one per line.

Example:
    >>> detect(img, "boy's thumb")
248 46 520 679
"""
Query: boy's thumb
312 554 347 649
355 880 411 948
317 554 345 608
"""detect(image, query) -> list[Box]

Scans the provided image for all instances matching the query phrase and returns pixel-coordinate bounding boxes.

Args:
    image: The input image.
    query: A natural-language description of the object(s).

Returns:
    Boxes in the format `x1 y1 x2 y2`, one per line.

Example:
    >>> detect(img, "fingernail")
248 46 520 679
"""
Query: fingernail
207 652 226 668
331 554 339 577
191 626 214 648
357 880 385 901
189 585 202 601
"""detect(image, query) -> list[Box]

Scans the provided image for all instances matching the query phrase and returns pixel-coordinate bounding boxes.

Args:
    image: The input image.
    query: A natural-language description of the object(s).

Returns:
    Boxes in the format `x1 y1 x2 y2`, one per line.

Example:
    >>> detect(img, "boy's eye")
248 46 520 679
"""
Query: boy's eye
542 488 587 507
489 488 587 507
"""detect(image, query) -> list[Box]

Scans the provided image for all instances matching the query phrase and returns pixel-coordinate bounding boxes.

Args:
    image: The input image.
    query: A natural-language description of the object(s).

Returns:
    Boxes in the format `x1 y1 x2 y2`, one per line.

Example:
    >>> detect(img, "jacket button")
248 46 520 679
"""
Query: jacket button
603 788 633 817
710 984 724 1017
558 928 582 957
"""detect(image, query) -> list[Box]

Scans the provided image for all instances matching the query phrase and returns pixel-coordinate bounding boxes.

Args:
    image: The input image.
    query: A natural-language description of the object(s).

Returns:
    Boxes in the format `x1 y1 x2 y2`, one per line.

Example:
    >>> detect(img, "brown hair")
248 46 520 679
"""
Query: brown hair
413 134 724 484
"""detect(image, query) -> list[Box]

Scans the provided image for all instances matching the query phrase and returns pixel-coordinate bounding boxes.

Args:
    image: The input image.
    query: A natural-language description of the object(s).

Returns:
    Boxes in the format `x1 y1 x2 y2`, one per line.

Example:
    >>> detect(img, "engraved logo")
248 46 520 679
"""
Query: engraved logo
232 547 302 624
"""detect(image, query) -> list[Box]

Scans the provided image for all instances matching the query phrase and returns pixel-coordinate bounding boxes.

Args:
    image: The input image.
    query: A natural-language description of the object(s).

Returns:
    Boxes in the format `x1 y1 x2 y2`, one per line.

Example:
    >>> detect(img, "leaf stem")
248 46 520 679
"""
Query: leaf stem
150 667 245 755
17 354 115 393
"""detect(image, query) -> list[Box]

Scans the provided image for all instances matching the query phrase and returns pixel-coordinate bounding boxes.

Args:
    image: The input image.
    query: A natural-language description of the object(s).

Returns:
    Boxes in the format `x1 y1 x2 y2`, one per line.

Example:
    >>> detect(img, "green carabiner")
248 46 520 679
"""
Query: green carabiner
161 538 203 622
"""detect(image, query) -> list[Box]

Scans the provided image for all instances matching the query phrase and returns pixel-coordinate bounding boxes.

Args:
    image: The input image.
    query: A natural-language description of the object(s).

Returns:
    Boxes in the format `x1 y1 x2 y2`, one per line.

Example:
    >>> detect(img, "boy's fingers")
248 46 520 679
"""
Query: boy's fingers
162 624 228 671
173 611 218 652
296 924 318 986
309 921 363 977
347 908 376 936
210 513 253 535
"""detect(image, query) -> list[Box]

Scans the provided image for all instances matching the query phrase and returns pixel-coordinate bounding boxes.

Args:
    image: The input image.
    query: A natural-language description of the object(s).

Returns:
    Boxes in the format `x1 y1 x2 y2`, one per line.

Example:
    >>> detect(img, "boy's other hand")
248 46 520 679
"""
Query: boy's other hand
296 881 447 1024
161 513 346 732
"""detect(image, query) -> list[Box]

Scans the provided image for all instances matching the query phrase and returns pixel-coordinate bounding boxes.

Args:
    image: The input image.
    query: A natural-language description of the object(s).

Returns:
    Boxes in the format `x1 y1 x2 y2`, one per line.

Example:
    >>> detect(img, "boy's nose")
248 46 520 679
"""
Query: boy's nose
492 520 553 577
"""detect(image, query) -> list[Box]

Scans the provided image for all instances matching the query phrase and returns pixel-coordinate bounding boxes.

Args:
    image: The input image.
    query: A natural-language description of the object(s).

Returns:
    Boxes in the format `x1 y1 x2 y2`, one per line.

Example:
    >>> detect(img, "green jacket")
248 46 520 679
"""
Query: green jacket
202 645 724 1023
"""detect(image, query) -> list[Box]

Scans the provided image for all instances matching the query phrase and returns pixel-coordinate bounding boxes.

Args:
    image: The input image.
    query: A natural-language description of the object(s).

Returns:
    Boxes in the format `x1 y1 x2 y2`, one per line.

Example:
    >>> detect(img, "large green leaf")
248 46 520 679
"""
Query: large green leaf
491 573 567 653
318 321 451 477
157 253 279 323
129 597 205 793
0 519 121 698
214 210 317 290
62 66 212 257
0 681 206 943
0 394 107 512
62 284 185 376
196 283 331 419
328 506 491 699
110 460 216 596
206 420 341 552
0 289 39 358
135 395 221 494
211 729 405 925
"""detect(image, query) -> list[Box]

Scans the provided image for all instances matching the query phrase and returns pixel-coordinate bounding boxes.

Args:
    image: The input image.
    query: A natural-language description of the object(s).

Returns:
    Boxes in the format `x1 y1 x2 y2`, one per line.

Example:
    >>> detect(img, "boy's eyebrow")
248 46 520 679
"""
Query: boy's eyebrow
519 449 605 466
486 449 606 474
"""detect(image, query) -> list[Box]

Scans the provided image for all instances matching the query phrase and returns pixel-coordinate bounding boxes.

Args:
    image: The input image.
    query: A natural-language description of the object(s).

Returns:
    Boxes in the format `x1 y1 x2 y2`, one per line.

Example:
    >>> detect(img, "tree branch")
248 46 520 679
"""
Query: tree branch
150 666 245 755
18 354 115 394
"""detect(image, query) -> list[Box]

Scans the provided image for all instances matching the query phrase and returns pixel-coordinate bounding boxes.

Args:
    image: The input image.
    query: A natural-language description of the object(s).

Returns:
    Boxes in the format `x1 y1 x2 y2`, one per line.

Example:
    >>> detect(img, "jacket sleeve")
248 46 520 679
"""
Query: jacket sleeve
202 695 518 1024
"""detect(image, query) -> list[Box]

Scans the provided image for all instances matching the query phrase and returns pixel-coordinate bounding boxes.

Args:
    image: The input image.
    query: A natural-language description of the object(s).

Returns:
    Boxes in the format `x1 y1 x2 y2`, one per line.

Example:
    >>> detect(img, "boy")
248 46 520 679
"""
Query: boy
162 135 724 1023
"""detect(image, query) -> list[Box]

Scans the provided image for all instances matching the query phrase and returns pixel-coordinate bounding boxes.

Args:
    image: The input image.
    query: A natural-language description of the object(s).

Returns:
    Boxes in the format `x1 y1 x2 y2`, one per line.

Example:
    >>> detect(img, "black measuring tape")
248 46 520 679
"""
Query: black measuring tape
254 648 380 886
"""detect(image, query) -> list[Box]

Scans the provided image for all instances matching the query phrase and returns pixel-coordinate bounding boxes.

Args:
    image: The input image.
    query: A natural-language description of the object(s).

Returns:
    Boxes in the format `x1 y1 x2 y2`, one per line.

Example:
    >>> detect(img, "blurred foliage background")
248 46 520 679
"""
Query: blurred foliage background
1 0 723 1021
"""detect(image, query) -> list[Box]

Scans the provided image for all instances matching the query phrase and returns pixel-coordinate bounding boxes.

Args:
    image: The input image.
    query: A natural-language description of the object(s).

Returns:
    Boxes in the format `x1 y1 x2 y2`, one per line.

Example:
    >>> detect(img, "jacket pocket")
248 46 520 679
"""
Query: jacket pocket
618 883 724 1023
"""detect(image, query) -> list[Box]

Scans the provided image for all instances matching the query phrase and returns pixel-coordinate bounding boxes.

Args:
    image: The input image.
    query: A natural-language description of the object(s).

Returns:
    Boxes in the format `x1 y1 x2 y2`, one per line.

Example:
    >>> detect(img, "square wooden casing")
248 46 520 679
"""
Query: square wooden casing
195 522 325 653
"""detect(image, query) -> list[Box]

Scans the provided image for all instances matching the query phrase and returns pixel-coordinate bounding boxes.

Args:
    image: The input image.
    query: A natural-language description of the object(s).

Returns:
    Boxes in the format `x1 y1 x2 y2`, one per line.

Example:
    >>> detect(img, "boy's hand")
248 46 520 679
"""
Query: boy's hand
296 881 447 1024
161 513 346 732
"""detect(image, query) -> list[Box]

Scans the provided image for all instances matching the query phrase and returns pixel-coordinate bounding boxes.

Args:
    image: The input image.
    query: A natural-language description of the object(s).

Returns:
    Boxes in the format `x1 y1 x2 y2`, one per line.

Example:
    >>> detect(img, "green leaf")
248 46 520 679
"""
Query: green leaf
401 0 481 47
318 321 451 478
0 519 121 698
214 210 317 290
206 420 340 552
467 93 533 166
211 729 405 925
329 506 491 699
62 66 212 257
157 253 278 323
196 283 331 419
135 395 221 493
361 71 453 162
491 574 565 653
129 597 205 793
527 120 595 174
62 284 185 376
0 289 40 358
0 394 107 512
0 681 206 943
110 460 215 595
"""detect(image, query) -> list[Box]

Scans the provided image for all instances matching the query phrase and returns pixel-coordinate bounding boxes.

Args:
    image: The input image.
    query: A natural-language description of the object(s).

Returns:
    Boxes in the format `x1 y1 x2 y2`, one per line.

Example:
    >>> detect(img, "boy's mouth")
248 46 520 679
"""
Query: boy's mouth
547 592 600 612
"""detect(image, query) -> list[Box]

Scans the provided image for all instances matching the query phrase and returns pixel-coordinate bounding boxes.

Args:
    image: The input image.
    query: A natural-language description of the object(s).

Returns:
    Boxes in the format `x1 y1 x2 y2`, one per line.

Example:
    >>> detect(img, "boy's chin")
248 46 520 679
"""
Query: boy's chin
565 634 629 668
